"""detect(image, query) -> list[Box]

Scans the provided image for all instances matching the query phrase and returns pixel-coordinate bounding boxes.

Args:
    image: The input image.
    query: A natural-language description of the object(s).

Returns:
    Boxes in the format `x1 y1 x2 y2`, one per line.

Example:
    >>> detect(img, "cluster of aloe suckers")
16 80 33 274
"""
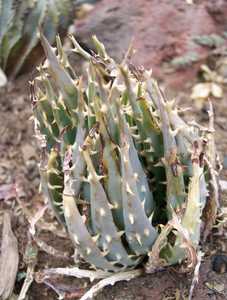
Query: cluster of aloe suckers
0 0 73 78
0 0 219 275
32 30 219 273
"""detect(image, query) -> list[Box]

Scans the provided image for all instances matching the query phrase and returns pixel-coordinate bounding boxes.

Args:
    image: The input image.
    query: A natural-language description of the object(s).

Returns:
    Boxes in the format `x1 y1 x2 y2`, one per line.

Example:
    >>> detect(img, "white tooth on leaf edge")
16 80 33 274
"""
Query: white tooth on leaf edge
126 183 134 195
129 214 135 225
105 235 112 243
99 208 106 216
86 247 92 255
135 233 142 246
133 172 139 180
91 234 100 243
144 228 150 237
116 253 122 260
141 185 146 193
73 234 80 245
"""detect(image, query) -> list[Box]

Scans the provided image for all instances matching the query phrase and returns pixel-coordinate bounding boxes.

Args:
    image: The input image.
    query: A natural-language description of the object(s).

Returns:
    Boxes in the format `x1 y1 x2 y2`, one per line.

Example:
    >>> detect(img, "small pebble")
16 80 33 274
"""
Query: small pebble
211 254 227 273
26 159 39 181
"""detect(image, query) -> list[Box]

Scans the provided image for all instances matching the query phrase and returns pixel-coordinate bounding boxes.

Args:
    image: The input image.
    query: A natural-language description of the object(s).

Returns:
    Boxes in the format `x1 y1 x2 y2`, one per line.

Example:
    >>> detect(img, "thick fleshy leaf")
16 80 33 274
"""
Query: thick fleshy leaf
33 34 219 275
40 32 79 119
0 0 73 77
146 77 186 209
82 146 140 268
120 139 157 254
63 194 121 272
42 149 65 224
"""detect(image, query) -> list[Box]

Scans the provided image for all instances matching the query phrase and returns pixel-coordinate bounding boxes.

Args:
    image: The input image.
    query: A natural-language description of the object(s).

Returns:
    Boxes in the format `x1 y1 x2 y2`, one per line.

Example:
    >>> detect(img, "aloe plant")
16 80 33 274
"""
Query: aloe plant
32 33 220 298
0 0 73 78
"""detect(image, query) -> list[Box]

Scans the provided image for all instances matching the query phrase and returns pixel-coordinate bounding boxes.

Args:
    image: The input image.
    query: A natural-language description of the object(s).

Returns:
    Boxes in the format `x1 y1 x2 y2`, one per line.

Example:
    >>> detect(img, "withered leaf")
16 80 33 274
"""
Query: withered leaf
0 212 19 299
210 82 223 98
191 82 210 100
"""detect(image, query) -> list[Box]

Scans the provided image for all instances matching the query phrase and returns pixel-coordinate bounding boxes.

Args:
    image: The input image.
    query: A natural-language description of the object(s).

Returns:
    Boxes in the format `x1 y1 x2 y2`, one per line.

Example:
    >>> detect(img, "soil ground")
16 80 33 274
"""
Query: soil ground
1 0 227 298
0 60 227 300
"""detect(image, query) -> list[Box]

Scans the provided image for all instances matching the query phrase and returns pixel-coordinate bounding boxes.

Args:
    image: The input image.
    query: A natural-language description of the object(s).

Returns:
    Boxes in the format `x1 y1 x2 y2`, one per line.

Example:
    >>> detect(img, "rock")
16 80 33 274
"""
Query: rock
74 0 227 89
26 159 39 181
212 254 227 273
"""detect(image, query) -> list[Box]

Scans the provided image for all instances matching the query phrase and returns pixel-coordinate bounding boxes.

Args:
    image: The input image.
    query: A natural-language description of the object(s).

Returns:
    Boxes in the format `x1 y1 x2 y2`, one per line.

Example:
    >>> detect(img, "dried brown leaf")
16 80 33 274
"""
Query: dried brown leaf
18 239 38 300
210 82 223 98
205 281 225 294
168 211 198 270
33 236 69 259
146 224 173 273
0 212 19 299
220 180 227 191
191 83 210 99
28 204 47 235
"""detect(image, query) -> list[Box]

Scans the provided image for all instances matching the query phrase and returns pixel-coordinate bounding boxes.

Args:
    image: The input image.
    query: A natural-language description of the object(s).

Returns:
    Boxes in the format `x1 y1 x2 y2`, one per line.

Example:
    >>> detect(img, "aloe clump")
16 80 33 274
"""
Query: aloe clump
0 0 73 78
32 33 220 298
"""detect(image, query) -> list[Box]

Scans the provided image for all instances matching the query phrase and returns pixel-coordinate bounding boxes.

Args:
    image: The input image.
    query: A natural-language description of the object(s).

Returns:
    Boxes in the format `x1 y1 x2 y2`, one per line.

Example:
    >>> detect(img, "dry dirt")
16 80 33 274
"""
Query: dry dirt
0 60 227 300
74 0 227 89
